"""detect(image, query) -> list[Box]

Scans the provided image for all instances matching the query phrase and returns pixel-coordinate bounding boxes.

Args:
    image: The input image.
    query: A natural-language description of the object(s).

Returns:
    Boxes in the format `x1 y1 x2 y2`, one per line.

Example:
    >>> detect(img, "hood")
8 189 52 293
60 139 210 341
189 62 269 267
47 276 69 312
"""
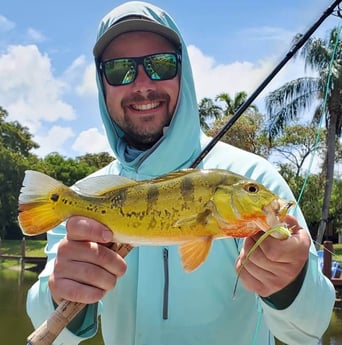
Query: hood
94 1 202 178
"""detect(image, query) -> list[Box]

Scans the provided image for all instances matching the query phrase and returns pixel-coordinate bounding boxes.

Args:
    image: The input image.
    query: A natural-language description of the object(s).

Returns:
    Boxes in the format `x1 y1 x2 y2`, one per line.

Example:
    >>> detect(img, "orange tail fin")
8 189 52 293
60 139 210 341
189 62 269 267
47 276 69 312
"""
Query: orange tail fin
18 170 68 235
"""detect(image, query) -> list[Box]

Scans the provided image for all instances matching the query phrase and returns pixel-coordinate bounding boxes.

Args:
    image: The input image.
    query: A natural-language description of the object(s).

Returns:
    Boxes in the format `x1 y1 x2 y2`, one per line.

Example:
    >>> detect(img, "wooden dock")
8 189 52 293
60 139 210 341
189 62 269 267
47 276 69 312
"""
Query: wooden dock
0 238 46 271
321 241 342 288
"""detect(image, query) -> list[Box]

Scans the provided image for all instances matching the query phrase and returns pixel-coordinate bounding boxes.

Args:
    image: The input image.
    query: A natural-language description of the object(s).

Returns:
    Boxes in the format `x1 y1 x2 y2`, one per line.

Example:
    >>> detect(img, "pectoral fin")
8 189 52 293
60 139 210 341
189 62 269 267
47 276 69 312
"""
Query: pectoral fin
173 209 212 228
179 237 213 272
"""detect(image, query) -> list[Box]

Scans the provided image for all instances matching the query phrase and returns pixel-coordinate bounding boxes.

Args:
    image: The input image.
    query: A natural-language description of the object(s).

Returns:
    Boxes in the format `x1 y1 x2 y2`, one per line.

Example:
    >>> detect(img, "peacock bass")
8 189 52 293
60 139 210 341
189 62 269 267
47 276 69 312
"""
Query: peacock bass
18 169 294 272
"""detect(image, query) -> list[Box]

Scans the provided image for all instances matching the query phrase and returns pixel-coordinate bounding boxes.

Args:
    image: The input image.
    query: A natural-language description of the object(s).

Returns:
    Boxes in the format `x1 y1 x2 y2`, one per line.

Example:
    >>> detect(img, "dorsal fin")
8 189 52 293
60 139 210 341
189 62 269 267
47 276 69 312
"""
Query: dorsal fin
148 169 198 184
73 175 137 196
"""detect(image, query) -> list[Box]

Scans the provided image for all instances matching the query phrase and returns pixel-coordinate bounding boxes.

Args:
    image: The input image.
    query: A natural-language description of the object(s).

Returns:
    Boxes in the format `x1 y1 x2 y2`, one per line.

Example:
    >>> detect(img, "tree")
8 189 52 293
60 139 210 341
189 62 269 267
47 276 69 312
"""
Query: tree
206 111 270 158
77 152 114 170
265 27 342 246
40 153 99 186
270 123 326 177
215 91 258 116
0 107 40 238
278 164 324 235
198 97 222 130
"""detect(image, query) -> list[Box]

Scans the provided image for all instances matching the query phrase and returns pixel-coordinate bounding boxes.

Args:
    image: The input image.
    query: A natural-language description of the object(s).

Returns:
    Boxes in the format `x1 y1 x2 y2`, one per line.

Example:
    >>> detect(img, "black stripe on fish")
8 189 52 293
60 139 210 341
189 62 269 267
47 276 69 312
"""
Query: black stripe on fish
146 185 159 212
181 176 194 202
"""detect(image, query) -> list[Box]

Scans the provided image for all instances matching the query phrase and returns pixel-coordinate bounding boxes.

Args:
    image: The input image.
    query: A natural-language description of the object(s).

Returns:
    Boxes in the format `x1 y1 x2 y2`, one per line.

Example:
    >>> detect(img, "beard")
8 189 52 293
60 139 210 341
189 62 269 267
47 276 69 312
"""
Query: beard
122 111 172 149
120 92 174 149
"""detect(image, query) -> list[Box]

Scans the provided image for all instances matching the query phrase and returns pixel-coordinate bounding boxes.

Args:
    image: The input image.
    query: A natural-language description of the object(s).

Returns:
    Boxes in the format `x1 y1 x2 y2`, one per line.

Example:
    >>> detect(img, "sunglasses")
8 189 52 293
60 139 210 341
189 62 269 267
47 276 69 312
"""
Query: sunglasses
99 52 181 86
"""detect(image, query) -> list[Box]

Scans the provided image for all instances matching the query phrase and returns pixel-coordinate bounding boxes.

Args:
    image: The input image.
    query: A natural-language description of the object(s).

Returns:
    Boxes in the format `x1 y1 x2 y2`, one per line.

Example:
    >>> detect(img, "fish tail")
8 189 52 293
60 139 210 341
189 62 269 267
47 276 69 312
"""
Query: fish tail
18 170 69 235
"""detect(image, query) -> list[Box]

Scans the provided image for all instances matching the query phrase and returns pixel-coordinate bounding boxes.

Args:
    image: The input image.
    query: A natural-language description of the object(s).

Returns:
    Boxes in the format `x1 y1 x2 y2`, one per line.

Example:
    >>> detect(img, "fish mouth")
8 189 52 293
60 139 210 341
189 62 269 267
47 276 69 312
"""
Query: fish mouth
263 198 295 228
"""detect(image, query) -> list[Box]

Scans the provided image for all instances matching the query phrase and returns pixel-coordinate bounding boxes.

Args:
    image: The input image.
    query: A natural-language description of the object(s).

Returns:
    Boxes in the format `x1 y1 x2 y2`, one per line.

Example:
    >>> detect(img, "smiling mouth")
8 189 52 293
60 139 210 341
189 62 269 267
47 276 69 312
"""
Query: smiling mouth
131 102 161 111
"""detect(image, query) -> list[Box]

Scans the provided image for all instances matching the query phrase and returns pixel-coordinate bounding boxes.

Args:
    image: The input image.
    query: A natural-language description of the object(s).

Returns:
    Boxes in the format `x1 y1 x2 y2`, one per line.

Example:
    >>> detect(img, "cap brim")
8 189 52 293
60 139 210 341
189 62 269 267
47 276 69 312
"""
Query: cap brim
93 18 181 59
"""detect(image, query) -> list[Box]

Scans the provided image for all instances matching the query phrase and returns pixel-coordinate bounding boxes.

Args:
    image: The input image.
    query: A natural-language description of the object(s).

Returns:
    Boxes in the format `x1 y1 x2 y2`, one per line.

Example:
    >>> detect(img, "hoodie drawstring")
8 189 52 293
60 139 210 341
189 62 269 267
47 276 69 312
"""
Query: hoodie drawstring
163 247 169 320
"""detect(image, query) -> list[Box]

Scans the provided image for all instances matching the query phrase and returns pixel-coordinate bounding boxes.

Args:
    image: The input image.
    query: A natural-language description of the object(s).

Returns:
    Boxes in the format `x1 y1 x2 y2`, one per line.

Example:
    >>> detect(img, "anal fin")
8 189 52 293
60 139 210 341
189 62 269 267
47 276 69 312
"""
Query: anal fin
179 237 213 272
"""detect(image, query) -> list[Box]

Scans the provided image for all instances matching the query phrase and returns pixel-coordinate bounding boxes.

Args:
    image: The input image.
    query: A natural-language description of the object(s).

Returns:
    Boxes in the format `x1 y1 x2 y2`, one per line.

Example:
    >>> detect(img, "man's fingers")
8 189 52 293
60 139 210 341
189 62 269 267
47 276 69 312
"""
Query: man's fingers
66 216 114 243
57 240 127 276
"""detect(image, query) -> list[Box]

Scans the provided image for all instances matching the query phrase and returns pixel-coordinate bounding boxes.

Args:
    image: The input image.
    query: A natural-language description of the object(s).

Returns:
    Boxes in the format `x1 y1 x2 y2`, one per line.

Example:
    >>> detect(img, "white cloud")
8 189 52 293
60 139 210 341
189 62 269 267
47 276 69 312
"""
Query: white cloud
27 27 45 43
188 44 276 101
0 41 314 158
188 44 309 110
63 55 86 82
33 125 74 157
0 15 15 32
0 44 75 133
72 127 112 155
76 63 97 96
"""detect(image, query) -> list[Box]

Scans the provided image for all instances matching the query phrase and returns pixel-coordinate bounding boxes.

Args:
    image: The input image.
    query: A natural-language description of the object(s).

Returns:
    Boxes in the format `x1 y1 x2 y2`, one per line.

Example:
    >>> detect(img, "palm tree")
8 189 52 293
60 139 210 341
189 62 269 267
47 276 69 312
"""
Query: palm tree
265 27 342 246
198 97 222 130
215 91 258 116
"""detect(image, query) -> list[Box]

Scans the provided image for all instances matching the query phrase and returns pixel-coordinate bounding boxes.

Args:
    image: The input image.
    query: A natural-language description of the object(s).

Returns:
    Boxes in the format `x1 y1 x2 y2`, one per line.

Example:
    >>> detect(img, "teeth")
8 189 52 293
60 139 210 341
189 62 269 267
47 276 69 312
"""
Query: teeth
132 102 160 111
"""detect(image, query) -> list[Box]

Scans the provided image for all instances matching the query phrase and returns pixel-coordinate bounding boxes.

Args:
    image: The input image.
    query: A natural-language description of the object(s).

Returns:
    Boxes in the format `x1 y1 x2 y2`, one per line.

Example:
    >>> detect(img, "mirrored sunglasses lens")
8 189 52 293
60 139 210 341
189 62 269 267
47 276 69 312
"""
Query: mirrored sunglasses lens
104 59 136 85
145 54 177 80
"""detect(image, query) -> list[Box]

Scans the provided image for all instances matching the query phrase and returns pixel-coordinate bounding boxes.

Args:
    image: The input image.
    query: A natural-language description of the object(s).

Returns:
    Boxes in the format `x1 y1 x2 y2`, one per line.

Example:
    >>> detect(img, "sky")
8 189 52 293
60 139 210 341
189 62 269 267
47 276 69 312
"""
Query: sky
0 0 341 158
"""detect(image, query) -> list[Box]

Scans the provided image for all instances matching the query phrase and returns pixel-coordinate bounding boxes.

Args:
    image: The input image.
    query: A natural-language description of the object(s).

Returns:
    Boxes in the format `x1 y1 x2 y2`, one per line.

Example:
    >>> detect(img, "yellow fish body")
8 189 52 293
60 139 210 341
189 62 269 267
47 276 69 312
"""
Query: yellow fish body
18 169 294 272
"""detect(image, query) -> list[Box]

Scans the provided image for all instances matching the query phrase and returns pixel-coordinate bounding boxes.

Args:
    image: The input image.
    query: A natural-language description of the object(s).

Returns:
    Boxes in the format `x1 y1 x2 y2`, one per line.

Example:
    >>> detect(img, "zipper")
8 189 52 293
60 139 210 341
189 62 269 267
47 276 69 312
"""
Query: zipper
163 247 169 320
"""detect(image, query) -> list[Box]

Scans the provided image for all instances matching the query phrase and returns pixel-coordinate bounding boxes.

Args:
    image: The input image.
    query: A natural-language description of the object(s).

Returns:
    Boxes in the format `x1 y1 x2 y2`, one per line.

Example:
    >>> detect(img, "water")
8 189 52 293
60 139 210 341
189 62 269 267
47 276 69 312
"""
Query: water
1 266 341 345
0 266 103 345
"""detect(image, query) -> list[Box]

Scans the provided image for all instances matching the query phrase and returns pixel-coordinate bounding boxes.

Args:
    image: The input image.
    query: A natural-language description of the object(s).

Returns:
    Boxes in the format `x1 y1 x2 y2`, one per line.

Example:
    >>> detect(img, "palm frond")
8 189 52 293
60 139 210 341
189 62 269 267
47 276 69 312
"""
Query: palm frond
265 77 320 138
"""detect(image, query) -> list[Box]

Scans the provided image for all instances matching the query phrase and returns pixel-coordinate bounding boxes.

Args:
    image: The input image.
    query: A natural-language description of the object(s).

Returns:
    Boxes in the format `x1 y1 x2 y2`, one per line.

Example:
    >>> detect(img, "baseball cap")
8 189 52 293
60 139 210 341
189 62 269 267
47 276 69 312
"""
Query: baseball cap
93 17 181 59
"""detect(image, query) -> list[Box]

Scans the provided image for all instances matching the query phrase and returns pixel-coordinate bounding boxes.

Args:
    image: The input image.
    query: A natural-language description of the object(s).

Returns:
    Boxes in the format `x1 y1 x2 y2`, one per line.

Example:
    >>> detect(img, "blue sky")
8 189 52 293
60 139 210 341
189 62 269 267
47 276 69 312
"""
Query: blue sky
0 0 340 157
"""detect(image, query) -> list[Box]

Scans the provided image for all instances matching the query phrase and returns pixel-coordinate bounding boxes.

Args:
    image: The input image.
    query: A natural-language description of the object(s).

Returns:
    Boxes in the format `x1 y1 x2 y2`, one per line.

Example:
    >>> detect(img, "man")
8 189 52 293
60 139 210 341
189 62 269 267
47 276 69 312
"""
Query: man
27 2 335 345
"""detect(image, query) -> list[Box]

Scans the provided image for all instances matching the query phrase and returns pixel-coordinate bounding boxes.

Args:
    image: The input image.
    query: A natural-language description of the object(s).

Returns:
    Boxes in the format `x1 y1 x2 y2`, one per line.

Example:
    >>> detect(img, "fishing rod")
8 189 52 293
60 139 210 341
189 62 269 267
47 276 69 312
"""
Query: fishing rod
26 1 342 345
190 0 342 168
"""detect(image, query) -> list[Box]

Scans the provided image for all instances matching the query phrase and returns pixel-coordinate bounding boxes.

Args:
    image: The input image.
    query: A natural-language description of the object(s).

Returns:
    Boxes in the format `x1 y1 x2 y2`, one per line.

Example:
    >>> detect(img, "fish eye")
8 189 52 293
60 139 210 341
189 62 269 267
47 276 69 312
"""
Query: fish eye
244 183 259 193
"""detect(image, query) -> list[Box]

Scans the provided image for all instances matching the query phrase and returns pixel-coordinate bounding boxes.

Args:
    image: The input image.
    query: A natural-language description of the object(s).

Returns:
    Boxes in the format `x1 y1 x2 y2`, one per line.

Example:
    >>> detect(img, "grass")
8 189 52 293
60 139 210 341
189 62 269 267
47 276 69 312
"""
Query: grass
332 243 342 262
0 239 46 269
320 243 342 263
0 239 46 257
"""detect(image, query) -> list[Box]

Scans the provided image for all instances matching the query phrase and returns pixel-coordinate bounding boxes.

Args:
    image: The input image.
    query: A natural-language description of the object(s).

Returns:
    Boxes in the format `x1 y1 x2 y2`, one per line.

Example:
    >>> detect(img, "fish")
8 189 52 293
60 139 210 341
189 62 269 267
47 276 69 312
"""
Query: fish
18 168 294 272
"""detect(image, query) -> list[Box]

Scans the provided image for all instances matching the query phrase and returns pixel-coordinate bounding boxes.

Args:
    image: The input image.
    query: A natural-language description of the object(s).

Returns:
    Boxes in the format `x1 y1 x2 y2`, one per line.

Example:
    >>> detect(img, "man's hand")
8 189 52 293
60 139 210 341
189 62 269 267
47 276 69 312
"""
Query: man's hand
235 215 311 297
48 216 127 305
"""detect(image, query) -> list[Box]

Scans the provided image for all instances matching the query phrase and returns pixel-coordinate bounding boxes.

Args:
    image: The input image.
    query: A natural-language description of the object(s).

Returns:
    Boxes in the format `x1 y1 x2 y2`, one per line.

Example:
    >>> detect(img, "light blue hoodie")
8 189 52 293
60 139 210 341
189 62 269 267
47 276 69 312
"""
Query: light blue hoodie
26 2 335 345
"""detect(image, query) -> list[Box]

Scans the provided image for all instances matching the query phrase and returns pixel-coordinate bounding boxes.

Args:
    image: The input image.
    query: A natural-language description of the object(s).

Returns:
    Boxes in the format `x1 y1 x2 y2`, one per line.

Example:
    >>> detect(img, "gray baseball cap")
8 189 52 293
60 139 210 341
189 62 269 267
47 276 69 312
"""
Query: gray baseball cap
93 17 181 59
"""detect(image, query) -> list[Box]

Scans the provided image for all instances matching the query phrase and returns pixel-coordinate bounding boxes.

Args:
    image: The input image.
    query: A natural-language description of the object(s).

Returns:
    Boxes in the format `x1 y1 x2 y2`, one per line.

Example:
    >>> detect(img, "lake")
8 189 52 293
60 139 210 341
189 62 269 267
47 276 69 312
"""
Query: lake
0 266 341 344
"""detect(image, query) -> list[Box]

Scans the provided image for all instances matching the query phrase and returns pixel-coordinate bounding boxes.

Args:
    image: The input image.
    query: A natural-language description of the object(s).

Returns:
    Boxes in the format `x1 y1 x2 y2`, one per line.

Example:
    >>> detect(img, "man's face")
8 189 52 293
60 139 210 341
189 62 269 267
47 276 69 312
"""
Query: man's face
101 31 180 149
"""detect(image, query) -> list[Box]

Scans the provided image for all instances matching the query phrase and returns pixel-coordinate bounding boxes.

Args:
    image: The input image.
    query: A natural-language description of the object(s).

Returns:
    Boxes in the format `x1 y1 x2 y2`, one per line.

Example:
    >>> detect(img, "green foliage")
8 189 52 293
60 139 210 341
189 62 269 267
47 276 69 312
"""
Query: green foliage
0 107 115 239
271 122 326 177
198 97 222 130
329 179 342 232
77 152 114 170
0 108 41 239
279 164 324 226
199 91 270 157
0 239 46 257
265 27 342 244
38 152 97 186
206 112 270 158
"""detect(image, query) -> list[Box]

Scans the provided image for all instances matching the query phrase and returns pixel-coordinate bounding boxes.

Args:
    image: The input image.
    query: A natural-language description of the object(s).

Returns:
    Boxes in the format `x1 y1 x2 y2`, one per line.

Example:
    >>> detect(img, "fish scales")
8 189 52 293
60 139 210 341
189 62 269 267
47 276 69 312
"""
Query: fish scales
18 169 294 271
106 173 226 242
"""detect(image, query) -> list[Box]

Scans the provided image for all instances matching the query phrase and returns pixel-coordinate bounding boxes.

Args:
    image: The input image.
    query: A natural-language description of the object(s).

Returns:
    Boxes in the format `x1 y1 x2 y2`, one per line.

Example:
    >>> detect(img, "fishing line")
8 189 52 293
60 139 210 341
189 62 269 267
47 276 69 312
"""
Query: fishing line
296 26 341 208
252 27 342 345
253 26 341 345
190 0 342 169
25 3 342 345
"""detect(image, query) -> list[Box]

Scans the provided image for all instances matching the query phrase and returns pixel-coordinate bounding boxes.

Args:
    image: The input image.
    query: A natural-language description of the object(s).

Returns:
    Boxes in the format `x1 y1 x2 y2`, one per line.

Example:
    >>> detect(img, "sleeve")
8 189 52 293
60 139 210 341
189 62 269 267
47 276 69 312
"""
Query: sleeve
26 224 100 345
249 156 335 344
260 249 335 345
258 175 335 345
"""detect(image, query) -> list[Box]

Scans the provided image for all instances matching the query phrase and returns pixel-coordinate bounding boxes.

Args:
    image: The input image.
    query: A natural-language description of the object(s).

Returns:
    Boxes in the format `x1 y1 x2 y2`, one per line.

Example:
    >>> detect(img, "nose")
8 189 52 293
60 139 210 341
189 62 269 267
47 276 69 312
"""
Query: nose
132 65 156 94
